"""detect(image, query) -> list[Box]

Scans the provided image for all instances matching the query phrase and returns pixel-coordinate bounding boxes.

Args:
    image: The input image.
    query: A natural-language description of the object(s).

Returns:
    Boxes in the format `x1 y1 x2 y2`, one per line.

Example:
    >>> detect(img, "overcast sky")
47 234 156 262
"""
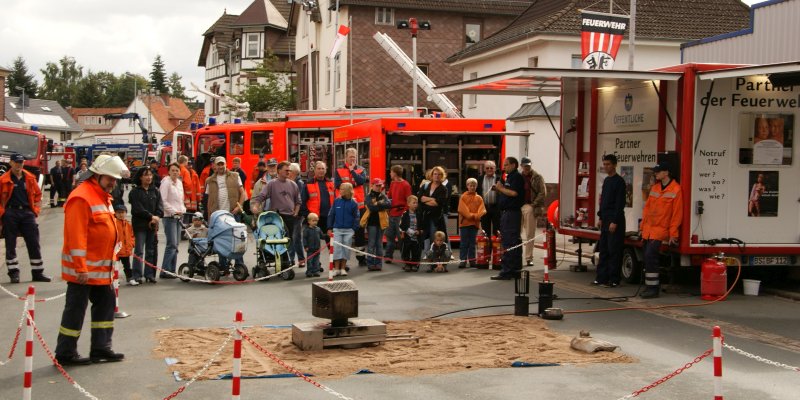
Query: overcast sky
1 0 767 96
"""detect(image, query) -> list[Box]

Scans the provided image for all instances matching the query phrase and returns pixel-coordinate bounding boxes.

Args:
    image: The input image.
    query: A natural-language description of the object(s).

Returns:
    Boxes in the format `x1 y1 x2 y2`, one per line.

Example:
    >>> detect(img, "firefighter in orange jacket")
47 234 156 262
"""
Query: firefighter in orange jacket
334 147 368 266
188 159 201 211
55 155 128 366
0 153 50 283
639 162 683 299
178 155 196 212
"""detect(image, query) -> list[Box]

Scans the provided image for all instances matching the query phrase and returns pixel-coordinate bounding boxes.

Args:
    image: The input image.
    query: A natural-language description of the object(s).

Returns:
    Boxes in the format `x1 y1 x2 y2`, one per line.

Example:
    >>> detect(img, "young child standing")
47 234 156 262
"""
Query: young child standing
303 213 325 278
328 182 360 276
425 231 452 273
457 178 486 268
399 195 423 272
114 204 137 286
361 178 391 271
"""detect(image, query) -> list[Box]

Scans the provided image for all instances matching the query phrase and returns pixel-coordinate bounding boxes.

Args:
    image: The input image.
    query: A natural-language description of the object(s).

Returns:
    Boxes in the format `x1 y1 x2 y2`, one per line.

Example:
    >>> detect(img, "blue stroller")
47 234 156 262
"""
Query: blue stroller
251 211 295 281
178 210 249 282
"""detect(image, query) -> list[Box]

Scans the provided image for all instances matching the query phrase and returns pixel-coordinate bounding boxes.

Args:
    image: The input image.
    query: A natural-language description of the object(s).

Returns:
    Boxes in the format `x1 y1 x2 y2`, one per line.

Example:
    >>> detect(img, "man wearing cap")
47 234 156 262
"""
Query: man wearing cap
490 157 525 281
253 160 267 187
205 156 247 269
520 157 547 266
265 157 278 181
595 154 626 288
56 154 128 365
0 153 49 283
640 162 683 299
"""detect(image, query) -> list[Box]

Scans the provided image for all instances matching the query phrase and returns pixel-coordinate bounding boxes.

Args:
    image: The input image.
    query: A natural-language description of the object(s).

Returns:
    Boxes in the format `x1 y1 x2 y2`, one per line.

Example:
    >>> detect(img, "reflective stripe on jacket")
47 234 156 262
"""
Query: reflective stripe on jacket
179 165 196 211
306 179 334 216
0 170 42 219
62 178 118 285
335 166 366 208
640 179 683 242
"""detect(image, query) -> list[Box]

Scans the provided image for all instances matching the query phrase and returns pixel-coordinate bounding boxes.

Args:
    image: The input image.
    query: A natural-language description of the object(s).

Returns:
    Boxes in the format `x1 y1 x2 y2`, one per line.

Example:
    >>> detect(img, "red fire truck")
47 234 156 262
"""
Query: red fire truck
192 108 416 193
0 122 48 188
331 117 518 236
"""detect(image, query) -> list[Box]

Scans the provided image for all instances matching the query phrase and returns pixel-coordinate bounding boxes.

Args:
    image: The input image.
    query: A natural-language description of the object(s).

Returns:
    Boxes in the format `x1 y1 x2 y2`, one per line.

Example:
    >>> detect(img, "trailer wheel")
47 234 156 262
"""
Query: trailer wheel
621 247 641 284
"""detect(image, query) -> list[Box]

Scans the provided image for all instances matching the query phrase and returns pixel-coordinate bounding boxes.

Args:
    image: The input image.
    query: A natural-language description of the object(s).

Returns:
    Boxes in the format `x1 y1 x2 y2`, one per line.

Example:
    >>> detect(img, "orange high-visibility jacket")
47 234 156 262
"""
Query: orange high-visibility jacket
198 165 212 194
114 217 134 258
335 165 366 208
190 168 201 207
306 179 335 216
179 165 196 211
61 178 118 285
640 179 683 242
0 170 42 219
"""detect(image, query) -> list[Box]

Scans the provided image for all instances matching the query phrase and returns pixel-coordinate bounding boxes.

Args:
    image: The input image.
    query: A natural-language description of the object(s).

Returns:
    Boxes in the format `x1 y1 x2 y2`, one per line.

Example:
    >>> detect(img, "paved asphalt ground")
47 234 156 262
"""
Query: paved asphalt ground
0 205 797 400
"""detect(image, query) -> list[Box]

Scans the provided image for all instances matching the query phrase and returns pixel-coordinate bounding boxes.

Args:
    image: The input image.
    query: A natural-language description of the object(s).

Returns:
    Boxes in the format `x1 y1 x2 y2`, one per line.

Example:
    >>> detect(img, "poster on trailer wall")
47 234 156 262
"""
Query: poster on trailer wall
747 171 779 217
580 11 629 70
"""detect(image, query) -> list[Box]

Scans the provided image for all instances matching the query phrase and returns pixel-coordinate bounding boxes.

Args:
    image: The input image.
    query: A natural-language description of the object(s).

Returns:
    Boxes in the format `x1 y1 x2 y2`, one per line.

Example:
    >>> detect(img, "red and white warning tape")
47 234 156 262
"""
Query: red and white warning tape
0 281 65 303
0 300 27 367
239 330 355 400
162 330 234 400
614 348 714 400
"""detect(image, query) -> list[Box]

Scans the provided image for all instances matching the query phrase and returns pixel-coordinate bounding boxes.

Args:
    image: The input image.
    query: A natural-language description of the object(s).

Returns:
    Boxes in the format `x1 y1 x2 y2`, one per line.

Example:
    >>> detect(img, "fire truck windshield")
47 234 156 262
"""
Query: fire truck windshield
0 129 39 159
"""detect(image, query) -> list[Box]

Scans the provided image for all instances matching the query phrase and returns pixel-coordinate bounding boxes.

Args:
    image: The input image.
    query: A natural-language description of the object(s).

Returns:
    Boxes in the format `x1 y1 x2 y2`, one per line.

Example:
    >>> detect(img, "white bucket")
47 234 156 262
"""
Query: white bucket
742 279 761 296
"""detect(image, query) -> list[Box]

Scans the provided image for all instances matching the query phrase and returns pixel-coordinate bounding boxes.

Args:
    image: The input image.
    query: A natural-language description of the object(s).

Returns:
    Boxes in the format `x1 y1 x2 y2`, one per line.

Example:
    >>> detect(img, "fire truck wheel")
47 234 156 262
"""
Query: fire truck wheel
621 247 641 284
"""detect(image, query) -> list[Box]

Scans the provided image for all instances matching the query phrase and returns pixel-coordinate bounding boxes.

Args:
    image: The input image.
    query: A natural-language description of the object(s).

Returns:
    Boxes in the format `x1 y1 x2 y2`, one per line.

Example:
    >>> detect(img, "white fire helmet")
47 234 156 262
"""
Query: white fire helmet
89 155 130 180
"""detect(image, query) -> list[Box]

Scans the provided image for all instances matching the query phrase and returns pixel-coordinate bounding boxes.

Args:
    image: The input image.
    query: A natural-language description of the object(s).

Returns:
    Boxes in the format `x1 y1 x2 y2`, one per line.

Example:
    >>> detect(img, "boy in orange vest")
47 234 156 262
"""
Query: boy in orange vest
114 204 136 286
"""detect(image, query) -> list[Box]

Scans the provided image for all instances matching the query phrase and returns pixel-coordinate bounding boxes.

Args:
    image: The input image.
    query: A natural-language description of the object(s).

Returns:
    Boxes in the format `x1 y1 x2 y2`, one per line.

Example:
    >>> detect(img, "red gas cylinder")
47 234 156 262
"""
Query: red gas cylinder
545 223 557 268
701 255 728 301
474 230 491 269
491 233 505 270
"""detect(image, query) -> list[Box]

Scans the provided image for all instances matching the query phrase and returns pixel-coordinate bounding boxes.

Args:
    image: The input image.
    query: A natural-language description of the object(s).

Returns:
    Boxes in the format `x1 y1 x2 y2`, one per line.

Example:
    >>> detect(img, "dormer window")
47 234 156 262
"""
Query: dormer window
245 33 262 58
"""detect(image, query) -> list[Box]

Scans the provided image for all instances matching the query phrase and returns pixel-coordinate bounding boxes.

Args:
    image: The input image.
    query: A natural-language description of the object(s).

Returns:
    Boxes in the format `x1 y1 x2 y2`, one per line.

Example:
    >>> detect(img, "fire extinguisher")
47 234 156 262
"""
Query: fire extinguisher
491 232 504 270
475 230 490 269
701 254 728 301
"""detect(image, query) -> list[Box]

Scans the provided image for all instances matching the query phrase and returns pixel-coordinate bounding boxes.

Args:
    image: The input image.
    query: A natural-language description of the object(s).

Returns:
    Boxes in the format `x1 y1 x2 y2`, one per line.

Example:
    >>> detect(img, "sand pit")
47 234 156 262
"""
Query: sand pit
154 315 634 380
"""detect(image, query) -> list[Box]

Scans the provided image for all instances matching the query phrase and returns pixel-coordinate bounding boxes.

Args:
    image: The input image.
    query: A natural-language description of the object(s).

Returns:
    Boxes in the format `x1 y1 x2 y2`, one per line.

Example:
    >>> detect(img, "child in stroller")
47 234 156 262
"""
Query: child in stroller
251 211 295 281
177 210 249 282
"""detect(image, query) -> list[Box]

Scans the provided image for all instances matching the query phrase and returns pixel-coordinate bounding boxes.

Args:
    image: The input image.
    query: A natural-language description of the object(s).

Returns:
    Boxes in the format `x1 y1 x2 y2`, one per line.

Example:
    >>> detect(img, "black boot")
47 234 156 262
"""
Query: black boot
32 269 52 282
56 354 92 366
640 286 660 299
8 269 20 283
90 348 125 363
357 255 367 267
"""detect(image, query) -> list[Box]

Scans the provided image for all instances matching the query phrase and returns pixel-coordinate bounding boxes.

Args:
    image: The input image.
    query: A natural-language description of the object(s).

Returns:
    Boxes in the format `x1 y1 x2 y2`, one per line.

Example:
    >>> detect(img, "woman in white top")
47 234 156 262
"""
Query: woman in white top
160 163 186 277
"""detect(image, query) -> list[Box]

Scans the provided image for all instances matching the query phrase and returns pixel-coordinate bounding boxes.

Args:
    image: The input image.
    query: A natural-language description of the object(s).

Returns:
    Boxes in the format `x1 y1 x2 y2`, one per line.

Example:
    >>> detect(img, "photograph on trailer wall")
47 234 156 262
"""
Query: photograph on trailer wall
641 167 655 200
620 166 633 207
738 113 794 165
747 171 779 217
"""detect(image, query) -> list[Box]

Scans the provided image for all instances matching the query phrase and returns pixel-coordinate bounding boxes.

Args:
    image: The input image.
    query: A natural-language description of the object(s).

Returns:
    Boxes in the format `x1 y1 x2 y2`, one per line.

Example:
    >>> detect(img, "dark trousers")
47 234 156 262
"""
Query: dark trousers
133 228 157 280
119 257 132 281
499 209 522 278
643 239 662 287
480 204 501 236
305 251 321 275
2 208 43 272
55 282 116 358
354 209 366 262
384 216 402 257
401 237 421 268
596 221 625 284
460 226 478 265
50 183 60 204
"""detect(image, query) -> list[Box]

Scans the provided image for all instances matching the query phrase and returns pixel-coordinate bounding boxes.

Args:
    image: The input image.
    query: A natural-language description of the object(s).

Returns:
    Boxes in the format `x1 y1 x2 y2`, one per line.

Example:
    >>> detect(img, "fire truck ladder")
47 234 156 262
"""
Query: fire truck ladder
373 32 462 118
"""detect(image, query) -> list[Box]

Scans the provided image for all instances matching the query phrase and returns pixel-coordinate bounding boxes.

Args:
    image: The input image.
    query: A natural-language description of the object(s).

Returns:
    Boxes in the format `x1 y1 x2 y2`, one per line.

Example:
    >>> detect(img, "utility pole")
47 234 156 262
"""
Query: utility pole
628 0 636 71
332 0 339 109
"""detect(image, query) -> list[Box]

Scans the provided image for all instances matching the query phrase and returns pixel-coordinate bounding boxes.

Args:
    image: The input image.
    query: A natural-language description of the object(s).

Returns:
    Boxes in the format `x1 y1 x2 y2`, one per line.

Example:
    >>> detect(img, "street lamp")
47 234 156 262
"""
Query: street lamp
14 86 25 121
397 18 431 114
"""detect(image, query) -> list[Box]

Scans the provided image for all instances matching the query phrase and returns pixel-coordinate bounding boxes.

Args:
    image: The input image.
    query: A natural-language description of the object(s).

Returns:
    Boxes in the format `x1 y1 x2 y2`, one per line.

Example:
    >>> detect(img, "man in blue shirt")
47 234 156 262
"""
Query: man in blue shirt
491 157 526 280
595 154 627 287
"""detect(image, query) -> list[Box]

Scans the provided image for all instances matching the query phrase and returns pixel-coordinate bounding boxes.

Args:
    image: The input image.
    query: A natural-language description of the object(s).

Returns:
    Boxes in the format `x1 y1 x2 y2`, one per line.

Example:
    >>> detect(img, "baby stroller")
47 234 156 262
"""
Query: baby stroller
177 210 249 282
251 211 295 281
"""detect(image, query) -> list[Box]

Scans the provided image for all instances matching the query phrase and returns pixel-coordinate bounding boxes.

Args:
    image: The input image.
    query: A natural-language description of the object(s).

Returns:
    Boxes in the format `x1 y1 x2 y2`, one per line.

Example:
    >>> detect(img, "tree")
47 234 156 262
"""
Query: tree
107 73 148 108
149 54 168 94
39 56 83 107
167 72 190 100
6 56 38 98
74 71 106 108
233 53 294 118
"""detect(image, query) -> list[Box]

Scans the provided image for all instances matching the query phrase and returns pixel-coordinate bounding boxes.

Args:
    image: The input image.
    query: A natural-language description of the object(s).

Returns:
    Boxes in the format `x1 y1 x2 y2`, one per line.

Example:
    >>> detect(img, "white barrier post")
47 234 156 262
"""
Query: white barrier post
713 325 723 400
23 285 34 400
114 262 129 318
232 310 243 400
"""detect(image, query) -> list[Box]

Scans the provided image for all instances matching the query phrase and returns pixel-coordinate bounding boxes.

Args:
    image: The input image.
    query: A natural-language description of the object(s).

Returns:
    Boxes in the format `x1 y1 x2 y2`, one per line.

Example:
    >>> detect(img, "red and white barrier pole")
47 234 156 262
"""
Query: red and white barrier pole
328 233 335 281
232 311 243 400
23 285 34 400
713 325 723 400
543 260 550 283
113 262 129 318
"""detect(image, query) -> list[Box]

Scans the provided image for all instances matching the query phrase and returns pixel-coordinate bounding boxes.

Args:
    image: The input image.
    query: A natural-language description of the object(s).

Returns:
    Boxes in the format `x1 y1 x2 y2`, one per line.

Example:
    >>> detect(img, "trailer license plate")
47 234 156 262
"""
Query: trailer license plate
750 256 790 266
